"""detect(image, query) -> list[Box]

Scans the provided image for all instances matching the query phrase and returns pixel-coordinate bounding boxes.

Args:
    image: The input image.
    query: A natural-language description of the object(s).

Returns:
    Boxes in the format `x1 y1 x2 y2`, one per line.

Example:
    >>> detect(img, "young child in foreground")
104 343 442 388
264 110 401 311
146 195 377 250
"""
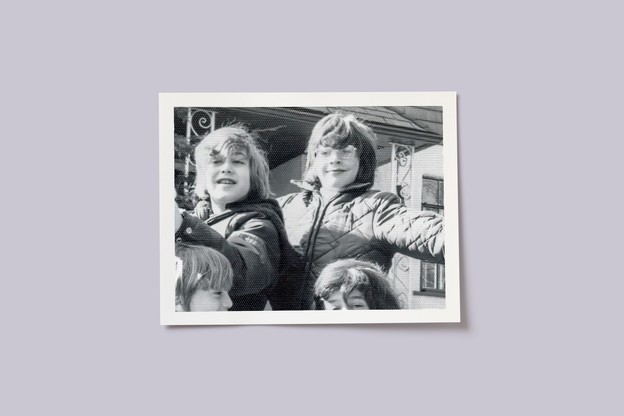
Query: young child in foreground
175 243 233 312
314 259 401 310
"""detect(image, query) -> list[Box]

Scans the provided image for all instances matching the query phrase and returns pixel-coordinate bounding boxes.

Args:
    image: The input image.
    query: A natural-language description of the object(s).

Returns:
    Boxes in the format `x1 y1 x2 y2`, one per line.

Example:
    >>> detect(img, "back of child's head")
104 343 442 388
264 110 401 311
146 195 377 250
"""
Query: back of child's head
194 125 272 200
314 259 401 310
304 112 378 188
175 243 234 311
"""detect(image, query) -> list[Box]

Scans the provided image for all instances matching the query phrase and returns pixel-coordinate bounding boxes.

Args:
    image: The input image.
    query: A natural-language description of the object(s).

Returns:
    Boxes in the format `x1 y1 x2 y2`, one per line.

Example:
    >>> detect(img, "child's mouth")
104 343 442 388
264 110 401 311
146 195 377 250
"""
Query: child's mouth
217 179 236 184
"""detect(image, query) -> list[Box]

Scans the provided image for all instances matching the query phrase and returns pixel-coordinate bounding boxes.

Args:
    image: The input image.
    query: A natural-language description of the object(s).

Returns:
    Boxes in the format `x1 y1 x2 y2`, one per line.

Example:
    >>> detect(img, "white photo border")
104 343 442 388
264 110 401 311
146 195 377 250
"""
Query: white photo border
159 92 460 325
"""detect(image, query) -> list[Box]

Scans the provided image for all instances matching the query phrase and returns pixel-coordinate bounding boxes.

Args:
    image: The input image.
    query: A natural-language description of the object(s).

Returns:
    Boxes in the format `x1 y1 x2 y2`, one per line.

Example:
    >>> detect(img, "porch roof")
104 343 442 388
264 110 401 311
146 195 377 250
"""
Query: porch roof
176 106 443 169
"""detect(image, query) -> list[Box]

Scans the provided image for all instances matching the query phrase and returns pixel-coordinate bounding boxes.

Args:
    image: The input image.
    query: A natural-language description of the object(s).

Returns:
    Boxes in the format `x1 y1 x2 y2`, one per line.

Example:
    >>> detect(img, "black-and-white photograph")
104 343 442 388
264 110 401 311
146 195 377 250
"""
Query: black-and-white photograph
160 92 459 325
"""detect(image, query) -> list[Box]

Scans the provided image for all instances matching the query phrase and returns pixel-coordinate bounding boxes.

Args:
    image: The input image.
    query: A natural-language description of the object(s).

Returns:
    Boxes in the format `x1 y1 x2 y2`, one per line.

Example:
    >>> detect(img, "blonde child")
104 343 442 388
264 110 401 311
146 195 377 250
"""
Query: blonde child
175 243 233 312
175 126 303 311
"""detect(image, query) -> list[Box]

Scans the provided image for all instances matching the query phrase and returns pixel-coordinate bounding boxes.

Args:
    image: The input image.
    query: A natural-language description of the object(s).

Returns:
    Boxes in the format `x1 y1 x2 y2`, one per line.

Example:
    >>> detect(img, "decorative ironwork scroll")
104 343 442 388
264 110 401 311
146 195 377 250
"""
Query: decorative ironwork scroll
189 109 215 137
394 144 413 203
175 108 217 209
388 143 415 308
184 108 215 186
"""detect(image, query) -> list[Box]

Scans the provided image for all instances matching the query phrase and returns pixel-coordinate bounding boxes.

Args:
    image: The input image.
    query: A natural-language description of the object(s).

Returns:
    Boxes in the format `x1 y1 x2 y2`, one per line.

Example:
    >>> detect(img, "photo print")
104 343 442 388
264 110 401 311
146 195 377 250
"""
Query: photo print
160 92 460 325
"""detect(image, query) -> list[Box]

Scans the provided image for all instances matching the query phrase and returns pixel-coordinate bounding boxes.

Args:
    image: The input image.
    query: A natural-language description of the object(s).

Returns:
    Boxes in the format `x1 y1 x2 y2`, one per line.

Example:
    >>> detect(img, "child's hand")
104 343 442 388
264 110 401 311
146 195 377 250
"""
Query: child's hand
195 200 211 221
175 201 183 233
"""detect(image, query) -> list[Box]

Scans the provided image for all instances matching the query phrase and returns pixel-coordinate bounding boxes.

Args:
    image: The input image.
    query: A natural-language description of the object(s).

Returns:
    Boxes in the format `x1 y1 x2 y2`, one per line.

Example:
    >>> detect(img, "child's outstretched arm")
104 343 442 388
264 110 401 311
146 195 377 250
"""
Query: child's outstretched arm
372 192 445 263
175 212 280 297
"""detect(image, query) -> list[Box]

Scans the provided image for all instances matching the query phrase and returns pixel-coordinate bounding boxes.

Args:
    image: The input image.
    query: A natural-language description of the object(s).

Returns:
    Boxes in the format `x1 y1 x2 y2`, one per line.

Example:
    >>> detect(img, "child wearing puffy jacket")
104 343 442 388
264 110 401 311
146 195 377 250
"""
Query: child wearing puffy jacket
279 112 445 309
175 126 301 311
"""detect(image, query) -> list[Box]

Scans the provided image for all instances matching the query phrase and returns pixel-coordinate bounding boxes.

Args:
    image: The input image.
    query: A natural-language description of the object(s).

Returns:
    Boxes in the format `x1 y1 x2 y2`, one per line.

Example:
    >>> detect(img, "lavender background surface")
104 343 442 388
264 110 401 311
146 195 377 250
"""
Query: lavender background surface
2 1 622 415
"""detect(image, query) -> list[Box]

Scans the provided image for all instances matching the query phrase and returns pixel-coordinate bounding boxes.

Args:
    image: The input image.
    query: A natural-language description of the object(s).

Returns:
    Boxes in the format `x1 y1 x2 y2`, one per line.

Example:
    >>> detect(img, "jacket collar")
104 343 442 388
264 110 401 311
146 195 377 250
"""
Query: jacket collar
208 198 282 223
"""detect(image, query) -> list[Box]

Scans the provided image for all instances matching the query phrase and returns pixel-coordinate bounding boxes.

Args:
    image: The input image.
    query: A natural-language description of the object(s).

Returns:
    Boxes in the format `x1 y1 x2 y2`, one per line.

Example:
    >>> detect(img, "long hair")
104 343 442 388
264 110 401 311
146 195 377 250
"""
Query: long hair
303 113 378 189
314 259 401 310
175 243 233 312
194 125 272 201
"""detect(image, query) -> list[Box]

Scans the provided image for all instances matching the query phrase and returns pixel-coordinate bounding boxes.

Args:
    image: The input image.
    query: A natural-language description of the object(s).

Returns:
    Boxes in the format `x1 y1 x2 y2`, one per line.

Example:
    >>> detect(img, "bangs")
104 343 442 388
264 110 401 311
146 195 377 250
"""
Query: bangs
198 268 233 292
210 137 250 159
314 114 374 153
318 132 358 150
315 267 370 299
339 269 370 295
196 250 234 292
176 244 234 292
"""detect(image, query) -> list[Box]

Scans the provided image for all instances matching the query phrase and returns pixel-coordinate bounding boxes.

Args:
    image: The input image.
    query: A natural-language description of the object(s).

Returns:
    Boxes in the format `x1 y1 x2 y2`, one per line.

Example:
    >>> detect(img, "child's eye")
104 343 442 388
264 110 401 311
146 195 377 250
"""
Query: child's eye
340 147 356 158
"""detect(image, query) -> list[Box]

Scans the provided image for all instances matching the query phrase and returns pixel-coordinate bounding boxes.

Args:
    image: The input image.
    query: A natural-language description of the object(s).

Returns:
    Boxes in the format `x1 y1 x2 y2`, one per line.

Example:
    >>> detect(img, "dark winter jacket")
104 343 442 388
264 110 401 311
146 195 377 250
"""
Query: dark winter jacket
175 199 304 311
279 181 445 308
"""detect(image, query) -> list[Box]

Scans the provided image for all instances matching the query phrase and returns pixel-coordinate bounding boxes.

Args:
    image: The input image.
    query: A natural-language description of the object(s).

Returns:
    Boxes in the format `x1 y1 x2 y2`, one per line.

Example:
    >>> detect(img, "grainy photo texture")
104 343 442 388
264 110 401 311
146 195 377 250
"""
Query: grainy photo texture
160 92 459 325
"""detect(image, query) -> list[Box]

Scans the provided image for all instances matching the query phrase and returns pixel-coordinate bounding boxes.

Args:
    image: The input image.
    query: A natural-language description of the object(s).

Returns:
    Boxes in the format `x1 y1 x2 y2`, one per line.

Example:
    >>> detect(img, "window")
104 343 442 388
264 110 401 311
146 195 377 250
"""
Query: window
420 177 445 295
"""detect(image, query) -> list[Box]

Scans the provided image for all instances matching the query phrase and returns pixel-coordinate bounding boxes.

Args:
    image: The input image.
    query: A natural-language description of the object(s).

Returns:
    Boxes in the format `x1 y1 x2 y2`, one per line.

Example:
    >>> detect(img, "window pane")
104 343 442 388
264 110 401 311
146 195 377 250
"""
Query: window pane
422 262 436 289
439 264 445 290
422 178 439 205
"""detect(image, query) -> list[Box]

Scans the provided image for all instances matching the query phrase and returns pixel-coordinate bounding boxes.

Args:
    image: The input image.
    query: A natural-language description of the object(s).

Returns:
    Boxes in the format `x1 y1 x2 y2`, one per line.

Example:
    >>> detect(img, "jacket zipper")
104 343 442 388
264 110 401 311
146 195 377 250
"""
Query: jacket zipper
302 192 343 280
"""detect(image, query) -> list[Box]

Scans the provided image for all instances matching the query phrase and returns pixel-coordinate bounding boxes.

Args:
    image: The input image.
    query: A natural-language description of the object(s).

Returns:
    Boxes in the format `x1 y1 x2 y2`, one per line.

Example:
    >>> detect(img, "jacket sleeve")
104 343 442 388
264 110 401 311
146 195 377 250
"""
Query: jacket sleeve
371 192 445 263
175 212 280 297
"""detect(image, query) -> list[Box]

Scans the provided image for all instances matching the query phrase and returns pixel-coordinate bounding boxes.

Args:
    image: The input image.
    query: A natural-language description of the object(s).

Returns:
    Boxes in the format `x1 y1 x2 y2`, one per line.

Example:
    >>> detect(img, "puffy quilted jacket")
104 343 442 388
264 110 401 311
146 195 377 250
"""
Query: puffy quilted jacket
279 181 445 308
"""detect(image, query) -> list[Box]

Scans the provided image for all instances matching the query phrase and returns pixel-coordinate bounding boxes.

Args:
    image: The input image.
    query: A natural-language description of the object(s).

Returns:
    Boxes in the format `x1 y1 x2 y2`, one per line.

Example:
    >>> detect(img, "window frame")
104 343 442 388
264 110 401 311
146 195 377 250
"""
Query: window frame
419 176 445 296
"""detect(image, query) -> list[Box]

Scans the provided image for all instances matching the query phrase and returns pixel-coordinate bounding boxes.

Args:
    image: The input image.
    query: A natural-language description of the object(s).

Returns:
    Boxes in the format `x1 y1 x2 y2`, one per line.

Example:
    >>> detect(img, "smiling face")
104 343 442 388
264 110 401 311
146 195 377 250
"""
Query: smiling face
321 289 370 310
189 289 233 311
313 145 360 192
205 148 251 212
